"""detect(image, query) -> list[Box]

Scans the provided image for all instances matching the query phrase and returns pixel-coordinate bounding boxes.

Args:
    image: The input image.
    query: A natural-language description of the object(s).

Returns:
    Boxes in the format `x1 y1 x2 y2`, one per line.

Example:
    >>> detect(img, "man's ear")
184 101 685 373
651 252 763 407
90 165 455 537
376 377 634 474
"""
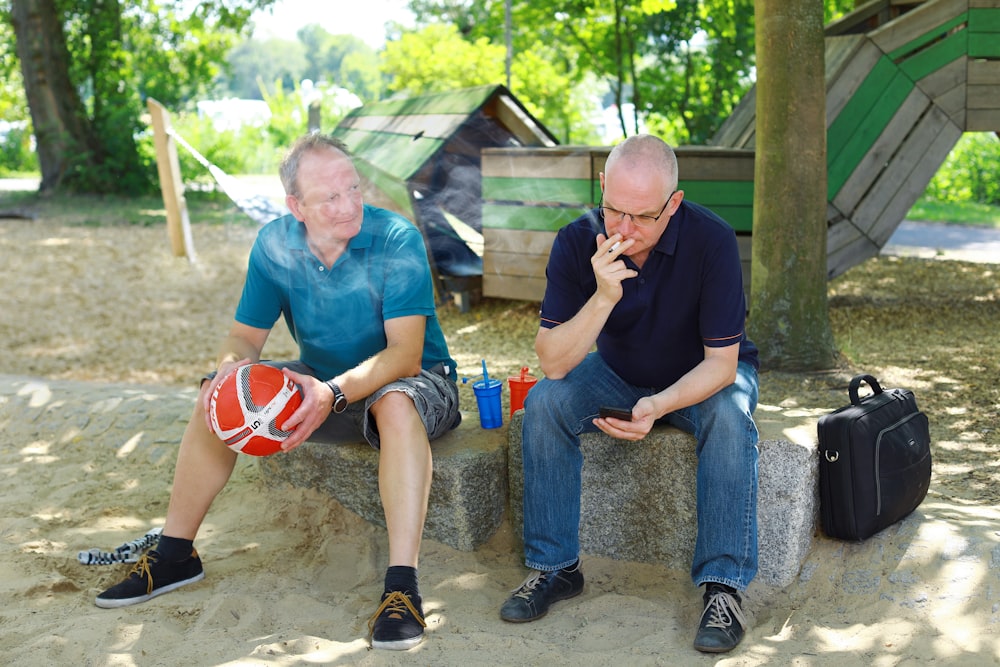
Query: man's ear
286 194 303 221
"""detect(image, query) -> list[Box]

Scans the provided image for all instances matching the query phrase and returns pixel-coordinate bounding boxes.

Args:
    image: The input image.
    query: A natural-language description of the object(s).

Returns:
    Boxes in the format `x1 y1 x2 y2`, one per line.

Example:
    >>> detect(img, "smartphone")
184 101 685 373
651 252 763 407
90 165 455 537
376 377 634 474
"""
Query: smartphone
599 406 633 421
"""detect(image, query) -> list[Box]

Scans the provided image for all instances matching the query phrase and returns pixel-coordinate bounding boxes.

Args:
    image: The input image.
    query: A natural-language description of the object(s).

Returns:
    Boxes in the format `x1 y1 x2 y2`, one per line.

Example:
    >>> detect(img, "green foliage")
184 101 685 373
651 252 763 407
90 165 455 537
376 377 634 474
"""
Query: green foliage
224 38 308 99
382 24 506 95
924 133 1000 207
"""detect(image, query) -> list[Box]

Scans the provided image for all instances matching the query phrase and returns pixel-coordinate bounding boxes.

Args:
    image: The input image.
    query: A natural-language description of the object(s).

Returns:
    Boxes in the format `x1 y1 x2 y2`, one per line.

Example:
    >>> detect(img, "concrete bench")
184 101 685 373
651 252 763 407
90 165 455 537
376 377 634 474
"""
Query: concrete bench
506 409 819 588
259 412 508 551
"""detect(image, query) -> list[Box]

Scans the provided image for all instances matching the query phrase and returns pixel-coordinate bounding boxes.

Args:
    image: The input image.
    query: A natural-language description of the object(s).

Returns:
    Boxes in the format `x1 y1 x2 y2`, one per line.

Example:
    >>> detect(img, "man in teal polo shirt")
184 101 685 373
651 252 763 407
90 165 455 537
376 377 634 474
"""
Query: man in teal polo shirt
95 133 460 652
499 134 760 654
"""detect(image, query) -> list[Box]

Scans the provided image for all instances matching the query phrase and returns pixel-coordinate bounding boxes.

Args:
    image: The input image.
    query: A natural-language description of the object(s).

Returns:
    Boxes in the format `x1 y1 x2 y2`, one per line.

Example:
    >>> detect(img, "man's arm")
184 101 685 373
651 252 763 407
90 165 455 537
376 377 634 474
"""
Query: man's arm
279 314 426 450
536 233 636 379
597 343 740 441
199 321 272 423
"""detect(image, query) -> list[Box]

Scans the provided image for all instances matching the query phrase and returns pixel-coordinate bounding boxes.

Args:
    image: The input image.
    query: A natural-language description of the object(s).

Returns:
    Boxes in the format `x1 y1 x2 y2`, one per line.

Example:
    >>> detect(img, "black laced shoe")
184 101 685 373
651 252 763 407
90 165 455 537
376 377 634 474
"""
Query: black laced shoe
499 562 584 622
95 549 205 609
368 590 426 650
693 583 748 653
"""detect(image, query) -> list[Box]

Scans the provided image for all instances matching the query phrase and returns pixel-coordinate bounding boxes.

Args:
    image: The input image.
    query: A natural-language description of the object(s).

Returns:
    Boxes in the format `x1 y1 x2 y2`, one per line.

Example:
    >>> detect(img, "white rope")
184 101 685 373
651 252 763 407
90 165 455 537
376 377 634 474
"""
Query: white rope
77 527 163 565
165 127 287 225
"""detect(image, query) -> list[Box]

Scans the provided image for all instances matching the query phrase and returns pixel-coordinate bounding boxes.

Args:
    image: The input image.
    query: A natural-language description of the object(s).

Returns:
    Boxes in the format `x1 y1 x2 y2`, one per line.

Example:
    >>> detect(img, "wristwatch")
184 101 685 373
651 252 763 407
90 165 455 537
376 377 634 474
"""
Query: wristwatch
325 380 348 413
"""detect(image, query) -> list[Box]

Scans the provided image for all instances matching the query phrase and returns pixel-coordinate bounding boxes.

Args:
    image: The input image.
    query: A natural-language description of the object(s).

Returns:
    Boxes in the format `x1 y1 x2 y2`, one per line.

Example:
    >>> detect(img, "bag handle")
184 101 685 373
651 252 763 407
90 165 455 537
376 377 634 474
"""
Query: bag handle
848 374 883 405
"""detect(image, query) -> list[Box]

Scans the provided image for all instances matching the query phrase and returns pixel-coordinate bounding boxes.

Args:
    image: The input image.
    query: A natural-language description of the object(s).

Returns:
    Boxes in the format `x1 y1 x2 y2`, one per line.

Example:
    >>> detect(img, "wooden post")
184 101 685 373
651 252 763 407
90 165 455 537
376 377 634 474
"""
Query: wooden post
146 97 196 261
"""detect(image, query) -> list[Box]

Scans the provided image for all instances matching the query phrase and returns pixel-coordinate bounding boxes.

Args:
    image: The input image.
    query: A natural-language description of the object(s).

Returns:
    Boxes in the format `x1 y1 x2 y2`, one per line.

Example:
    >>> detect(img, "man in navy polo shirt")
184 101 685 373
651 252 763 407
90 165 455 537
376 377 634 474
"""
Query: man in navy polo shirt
499 134 760 654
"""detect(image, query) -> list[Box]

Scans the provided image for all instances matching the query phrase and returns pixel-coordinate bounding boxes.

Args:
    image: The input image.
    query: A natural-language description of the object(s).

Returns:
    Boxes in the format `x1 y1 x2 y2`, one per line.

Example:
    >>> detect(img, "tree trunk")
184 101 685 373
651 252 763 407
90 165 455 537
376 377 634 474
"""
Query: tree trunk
10 0 96 193
747 0 837 370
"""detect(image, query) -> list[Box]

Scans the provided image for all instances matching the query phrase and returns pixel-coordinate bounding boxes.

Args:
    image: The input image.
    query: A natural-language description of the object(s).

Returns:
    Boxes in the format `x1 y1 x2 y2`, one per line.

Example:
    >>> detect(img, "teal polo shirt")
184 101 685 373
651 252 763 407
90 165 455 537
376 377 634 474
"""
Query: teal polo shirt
235 204 456 381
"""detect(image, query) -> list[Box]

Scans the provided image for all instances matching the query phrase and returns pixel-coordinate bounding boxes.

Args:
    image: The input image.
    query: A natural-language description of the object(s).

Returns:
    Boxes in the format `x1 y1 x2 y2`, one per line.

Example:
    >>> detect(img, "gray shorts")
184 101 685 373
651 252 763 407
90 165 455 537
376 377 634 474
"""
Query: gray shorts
205 361 460 449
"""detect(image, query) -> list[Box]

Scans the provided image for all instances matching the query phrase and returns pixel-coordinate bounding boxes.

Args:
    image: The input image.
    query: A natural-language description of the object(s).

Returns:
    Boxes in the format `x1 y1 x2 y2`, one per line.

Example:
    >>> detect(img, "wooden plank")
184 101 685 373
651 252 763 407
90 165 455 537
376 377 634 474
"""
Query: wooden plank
146 98 195 261
934 80 968 116
966 108 1000 129
970 0 1000 9
676 148 756 180
968 6 1000 29
337 113 467 140
490 94 558 147
869 117 960 245
482 176 592 205
968 84 1000 107
834 85 930 216
825 0 894 37
852 102 955 237
348 85 495 118
827 218 867 258
826 39 886 123
482 149 594 179
484 248 549 279
949 105 967 130
482 203 588 232
969 32 1000 56
484 228 557 256
828 67 916 200
898 29 968 81
482 273 546 301
871 0 967 55
916 55 966 98
709 86 757 148
827 234 881 280
968 58 1000 83
678 180 753 206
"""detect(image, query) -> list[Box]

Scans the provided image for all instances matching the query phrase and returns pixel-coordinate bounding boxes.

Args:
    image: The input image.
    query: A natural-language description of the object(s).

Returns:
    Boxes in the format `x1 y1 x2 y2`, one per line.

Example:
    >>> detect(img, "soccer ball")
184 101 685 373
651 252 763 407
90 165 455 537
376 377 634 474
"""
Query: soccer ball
209 364 302 456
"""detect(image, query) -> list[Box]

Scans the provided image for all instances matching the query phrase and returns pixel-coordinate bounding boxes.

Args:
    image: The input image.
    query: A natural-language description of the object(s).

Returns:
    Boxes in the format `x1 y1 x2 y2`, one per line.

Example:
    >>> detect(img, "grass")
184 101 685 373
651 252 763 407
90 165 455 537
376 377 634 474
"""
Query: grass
906 197 1000 228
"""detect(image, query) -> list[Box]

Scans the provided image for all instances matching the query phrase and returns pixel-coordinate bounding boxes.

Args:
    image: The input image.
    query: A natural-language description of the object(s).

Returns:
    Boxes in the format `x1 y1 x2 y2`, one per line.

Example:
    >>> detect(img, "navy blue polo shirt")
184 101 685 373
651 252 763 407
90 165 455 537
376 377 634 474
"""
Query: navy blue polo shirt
539 200 759 390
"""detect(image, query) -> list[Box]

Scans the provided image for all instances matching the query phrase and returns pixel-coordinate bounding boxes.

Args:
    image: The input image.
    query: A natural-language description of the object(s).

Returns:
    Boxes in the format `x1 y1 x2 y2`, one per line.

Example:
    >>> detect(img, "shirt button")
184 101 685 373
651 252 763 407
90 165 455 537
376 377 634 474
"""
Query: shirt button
318 266 325 272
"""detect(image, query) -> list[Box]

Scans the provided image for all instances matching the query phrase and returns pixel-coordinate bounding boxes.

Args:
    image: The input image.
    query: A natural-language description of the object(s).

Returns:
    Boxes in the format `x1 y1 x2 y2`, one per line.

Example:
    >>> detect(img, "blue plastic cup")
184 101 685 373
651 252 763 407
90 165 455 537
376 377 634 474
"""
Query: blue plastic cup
472 378 503 429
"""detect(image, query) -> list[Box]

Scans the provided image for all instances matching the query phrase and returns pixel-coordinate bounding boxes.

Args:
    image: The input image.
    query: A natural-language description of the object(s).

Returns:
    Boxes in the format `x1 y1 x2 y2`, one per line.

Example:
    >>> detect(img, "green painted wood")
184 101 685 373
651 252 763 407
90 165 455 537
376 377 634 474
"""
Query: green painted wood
483 204 588 232
680 180 753 206
886 12 967 61
355 161 413 216
333 126 446 182
344 85 498 118
969 7 1000 32
482 176 593 204
899 29 968 82
827 56 898 161
828 70 915 200
969 32 1000 57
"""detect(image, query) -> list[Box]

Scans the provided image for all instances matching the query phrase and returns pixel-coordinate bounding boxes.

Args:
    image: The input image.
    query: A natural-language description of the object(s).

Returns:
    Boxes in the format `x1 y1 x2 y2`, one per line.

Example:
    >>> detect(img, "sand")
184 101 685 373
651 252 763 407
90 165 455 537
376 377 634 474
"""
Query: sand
1 209 998 666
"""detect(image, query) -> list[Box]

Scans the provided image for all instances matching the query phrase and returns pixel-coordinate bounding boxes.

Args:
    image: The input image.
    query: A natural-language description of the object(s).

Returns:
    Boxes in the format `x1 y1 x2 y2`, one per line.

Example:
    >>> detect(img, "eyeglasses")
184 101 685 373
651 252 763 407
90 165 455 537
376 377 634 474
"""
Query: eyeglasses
600 191 675 228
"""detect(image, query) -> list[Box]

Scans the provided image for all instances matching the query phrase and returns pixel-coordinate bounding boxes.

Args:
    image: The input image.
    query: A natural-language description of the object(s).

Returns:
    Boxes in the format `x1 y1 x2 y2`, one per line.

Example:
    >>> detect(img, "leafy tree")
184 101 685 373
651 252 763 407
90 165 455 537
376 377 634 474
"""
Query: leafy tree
382 23 506 95
748 0 836 370
224 38 308 99
5 0 274 194
408 0 859 145
296 27 383 102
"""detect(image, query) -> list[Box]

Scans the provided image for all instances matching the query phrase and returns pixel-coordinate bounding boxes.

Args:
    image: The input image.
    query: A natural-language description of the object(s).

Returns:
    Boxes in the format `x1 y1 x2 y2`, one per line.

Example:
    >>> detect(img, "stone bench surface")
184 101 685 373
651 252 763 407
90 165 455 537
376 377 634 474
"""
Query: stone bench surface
260 411 508 552
506 411 818 588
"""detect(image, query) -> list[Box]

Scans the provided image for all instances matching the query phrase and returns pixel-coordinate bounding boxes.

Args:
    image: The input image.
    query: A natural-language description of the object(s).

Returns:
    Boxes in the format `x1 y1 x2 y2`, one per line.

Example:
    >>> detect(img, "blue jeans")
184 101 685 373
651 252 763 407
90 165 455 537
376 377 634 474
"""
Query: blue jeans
520 352 760 592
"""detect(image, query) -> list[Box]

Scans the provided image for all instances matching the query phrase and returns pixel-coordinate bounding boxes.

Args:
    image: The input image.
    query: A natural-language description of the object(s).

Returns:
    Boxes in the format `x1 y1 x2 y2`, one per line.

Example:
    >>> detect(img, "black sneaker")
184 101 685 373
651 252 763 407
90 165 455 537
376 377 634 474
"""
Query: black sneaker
95 549 205 609
693 583 748 653
368 590 426 650
499 562 584 622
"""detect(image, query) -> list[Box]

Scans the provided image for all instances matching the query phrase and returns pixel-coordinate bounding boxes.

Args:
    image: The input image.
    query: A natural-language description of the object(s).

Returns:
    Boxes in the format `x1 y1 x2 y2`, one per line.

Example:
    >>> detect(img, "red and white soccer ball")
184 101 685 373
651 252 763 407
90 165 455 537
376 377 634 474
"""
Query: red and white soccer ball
209 364 302 456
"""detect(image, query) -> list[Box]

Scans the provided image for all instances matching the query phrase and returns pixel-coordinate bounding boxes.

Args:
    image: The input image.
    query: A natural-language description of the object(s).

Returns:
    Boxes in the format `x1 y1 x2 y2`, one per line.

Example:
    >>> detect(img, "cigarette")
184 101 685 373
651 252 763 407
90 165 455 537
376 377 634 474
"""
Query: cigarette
609 241 621 253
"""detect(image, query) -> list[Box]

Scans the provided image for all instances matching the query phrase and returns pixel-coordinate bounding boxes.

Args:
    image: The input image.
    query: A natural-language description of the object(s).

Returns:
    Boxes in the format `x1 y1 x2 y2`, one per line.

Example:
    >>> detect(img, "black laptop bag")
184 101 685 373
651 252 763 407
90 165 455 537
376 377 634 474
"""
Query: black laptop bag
817 374 932 541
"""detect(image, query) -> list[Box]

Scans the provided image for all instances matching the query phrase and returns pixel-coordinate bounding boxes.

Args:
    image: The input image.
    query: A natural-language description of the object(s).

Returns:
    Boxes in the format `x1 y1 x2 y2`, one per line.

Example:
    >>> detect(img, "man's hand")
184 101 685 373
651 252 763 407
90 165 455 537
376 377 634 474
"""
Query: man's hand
592 395 658 441
201 358 252 432
275 368 334 451
591 233 638 304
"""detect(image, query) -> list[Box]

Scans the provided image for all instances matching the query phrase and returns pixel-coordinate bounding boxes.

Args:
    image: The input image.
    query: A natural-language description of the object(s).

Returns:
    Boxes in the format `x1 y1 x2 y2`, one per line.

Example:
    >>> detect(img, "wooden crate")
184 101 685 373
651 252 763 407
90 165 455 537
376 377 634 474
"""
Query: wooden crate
481 146 754 302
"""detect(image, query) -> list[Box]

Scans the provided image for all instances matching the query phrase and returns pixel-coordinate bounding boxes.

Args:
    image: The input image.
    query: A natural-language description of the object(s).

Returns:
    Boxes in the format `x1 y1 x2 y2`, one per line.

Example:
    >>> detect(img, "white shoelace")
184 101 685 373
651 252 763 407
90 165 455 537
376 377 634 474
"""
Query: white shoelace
701 588 748 631
77 527 163 565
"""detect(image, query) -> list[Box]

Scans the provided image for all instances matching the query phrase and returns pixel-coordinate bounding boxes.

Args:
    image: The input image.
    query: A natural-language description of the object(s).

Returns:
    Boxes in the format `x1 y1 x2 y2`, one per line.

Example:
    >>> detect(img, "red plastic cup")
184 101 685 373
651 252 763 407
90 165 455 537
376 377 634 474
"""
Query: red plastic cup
508 366 538 417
